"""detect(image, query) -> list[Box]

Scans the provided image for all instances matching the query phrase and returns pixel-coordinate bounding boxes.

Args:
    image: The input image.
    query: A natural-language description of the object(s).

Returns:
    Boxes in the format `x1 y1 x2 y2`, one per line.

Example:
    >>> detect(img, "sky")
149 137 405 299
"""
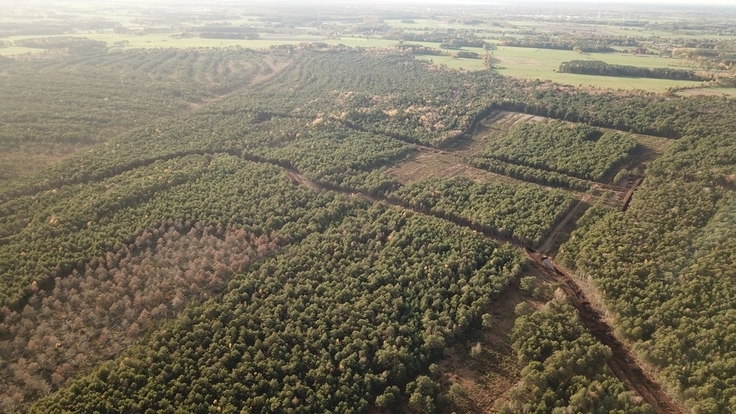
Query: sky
365 0 736 5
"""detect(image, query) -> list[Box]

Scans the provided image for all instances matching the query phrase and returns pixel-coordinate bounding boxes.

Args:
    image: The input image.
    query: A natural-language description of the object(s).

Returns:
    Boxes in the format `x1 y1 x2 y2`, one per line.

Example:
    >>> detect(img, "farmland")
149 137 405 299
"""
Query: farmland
2 34 708 92
2 1 734 95
1 1 736 414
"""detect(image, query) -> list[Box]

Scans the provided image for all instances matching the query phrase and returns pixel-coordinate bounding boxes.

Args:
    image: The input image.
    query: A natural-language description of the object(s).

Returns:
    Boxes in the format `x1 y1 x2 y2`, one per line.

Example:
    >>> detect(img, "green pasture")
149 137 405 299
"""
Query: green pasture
494 69 703 93
418 46 711 92
489 46 707 91
0 45 40 56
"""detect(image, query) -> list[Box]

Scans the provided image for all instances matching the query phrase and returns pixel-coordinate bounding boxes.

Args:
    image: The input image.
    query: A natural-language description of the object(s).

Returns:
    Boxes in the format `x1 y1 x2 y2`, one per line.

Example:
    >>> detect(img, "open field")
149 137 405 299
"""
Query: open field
0 45 40 56
0 33 403 56
420 45 717 92
0 33 325 55
490 47 704 91
615 131 673 154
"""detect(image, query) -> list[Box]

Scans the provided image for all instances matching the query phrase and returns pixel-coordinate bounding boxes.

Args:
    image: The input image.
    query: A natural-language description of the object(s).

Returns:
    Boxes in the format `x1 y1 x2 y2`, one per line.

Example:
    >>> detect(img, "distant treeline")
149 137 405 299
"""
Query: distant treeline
391 44 444 56
386 33 486 48
455 51 480 59
14 36 106 52
199 32 260 40
558 60 711 81
196 25 262 40
390 44 480 59
0 20 118 38
499 37 614 53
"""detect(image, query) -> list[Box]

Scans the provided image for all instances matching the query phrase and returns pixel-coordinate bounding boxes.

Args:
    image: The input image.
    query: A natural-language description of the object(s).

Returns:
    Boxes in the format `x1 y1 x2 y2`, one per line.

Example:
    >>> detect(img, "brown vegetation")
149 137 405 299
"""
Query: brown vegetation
0 221 278 412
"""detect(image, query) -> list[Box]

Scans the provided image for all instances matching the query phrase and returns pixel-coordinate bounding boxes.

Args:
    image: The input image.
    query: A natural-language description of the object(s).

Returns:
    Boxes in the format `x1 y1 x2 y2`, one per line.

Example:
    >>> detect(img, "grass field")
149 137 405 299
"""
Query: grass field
0 46 40 56
493 47 706 91
0 33 329 55
419 47 709 92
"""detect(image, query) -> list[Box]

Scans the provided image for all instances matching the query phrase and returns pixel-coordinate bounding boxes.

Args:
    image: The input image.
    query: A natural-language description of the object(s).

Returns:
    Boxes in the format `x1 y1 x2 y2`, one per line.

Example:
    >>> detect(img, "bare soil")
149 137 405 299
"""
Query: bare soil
438 270 548 413
285 169 320 191
676 87 736 97
385 151 526 187
538 194 592 255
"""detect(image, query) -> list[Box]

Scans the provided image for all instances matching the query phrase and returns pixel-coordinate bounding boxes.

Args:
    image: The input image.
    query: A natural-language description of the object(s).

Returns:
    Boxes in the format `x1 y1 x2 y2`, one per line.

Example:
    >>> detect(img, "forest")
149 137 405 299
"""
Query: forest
558 60 709 81
0 3 735 413
0 47 273 185
483 121 639 181
501 299 654 414
498 36 615 53
12 204 525 413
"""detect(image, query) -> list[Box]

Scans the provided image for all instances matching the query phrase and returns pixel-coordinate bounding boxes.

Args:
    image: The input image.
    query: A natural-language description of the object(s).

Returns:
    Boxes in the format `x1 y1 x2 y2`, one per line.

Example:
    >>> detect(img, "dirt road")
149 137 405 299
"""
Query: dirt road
283 166 683 414
525 250 682 414
538 194 591 254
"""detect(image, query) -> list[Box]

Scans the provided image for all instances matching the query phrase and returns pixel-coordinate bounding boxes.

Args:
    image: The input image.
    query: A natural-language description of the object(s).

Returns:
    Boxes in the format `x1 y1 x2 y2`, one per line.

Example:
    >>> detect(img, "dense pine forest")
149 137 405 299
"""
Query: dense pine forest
558 60 708 81
0 4 735 412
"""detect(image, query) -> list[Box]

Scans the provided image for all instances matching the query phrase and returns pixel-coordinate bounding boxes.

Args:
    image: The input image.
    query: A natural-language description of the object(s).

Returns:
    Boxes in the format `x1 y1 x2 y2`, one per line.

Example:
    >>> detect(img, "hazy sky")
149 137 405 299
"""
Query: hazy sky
530 0 734 4
365 0 736 5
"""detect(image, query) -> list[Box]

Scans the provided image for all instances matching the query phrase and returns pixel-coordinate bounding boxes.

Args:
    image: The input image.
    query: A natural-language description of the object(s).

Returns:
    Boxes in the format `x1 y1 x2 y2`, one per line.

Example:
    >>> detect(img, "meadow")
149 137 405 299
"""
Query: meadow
417 47 705 92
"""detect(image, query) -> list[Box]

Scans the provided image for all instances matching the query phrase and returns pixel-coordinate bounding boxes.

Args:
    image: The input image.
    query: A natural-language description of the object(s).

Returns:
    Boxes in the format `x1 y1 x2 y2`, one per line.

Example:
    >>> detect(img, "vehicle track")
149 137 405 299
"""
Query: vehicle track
281 167 683 414
538 194 591 254
621 177 644 211
525 251 682 414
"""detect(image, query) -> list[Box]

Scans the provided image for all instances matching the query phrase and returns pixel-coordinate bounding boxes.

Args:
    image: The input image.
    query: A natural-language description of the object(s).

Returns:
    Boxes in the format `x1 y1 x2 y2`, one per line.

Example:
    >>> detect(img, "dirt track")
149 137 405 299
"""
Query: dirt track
526 250 682 414
538 194 591 253
283 166 683 414
290 111 680 412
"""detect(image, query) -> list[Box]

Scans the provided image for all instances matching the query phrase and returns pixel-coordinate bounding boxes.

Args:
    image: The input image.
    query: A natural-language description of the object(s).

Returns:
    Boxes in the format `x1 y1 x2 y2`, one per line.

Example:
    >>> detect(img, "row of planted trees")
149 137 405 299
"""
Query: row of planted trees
3 46 736 412
30 205 523 413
